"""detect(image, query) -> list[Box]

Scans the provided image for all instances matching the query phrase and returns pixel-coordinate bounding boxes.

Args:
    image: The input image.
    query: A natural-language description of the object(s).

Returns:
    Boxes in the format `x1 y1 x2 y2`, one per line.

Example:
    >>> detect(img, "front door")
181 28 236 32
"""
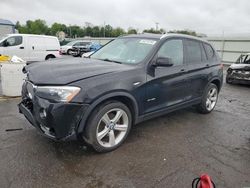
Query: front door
1 36 25 59
145 39 190 114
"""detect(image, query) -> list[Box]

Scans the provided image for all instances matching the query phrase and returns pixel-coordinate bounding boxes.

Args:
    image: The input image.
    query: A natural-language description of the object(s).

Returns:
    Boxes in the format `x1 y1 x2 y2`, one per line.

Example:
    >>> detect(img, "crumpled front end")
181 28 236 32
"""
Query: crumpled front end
18 81 89 141
227 65 250 84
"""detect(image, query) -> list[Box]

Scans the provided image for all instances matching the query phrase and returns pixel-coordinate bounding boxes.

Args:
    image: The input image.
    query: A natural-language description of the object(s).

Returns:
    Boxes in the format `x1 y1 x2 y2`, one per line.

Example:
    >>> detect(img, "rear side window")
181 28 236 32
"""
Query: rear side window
203 43 215 60
185 39 202 64
157 39 183 66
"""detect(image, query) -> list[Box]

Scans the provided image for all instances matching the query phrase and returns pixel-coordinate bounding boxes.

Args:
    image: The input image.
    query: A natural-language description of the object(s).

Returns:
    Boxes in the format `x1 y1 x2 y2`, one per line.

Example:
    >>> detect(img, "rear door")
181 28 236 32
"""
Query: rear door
183 39 209 99
145 38 190 114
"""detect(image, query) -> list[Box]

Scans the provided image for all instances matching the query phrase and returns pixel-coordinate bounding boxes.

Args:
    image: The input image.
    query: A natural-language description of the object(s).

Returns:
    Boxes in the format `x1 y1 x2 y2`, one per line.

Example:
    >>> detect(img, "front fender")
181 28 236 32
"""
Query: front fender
77 91 139 134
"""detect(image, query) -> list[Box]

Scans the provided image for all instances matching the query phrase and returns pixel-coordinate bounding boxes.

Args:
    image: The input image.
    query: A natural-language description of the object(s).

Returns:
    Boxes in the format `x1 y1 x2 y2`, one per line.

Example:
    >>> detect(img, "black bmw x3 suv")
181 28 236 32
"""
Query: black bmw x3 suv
19 34 223 152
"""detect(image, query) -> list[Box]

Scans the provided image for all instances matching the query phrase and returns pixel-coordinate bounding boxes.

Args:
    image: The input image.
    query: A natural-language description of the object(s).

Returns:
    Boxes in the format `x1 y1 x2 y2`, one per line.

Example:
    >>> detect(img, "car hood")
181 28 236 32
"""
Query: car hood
24 58 134 85
230 63 250 70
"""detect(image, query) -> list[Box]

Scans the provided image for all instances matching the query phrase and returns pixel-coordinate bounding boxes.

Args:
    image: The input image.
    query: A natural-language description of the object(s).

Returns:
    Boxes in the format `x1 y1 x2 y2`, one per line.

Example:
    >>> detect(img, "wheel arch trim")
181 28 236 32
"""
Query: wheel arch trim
77 91 139 134
208 76 222 91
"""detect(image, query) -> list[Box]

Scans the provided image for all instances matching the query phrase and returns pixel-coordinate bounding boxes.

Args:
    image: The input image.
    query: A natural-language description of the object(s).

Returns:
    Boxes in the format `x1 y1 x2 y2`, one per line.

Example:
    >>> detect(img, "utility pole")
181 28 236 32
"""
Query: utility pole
103 22 106 38
155 22 159 31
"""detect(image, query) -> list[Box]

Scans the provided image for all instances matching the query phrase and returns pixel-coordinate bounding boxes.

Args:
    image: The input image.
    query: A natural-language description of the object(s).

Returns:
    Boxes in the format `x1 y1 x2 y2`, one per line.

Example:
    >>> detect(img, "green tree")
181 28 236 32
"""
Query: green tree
112 27 126 37
127 27 137 34
168 30 197 36
85 26 93 37
92 26 100 37
25 19 49 35
143 28 165 34
50 23 67 35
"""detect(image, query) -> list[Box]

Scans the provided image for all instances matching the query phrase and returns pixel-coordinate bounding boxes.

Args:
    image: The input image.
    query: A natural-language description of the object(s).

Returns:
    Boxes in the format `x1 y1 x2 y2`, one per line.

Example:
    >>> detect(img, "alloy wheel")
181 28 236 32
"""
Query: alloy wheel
206 87 218 111
96 108 129 148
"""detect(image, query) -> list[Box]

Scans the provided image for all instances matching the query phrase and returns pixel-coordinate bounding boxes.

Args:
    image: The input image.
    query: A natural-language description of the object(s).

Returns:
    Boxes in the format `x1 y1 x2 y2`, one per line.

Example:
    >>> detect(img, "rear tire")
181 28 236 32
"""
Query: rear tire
45 55 55 60
197 83 218 114
84 101 132 153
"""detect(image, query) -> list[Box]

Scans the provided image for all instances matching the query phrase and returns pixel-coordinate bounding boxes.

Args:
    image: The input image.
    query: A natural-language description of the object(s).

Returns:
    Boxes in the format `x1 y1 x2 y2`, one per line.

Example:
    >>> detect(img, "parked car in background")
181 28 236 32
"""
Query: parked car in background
72 42 102 57
0 34 60 62
226 53 250 85
19 34 223 153
60 41 92 55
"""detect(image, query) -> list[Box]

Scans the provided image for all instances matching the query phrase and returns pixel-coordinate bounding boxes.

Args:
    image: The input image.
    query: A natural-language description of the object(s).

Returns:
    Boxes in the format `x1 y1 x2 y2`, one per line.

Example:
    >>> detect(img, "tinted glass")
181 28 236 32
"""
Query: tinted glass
157 39 183 66
200 43 207 62
185 40 202 63
73 42 81 46
204 43 215 60
6 36 22 46
80 42 91 46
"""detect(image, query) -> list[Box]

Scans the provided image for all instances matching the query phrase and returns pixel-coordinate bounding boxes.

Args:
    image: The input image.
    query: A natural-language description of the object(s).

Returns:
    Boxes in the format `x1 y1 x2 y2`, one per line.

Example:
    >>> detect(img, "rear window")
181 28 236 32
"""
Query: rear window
203 43 215 60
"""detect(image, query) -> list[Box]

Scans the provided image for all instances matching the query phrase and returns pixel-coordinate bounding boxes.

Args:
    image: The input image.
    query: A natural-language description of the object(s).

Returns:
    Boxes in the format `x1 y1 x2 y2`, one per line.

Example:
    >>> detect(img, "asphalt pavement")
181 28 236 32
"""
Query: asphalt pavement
0 74 250 188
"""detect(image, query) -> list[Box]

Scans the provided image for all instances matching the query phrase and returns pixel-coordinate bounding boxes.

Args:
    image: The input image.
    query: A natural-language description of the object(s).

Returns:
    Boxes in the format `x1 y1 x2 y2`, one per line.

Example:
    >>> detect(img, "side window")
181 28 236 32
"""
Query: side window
244 55 250 64
73 42 80 46
185 40 202 64
203 43 215 60
200 43 207 62
157 39 183 66
5 36 22 46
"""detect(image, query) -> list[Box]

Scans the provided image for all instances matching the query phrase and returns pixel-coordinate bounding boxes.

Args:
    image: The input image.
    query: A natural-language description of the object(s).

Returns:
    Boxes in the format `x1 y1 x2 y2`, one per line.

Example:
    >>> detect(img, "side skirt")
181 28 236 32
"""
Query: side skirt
135 98 201 124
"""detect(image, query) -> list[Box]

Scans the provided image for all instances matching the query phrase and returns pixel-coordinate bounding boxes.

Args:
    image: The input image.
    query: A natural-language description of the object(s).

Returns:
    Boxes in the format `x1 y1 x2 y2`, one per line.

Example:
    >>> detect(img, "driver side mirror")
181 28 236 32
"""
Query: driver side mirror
153 57 173 67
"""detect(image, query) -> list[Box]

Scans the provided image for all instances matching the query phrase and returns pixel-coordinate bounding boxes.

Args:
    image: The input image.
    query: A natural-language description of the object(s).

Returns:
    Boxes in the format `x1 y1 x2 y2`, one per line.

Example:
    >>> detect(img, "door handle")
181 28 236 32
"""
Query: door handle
206 64 210 67
19 46 24 49
180 69 186 73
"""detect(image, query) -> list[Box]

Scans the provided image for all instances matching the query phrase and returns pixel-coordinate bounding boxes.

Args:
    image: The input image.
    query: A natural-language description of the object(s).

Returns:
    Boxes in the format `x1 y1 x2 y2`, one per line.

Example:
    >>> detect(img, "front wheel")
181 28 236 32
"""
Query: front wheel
226 75 233 84
84 101 132 153
197 83 218 114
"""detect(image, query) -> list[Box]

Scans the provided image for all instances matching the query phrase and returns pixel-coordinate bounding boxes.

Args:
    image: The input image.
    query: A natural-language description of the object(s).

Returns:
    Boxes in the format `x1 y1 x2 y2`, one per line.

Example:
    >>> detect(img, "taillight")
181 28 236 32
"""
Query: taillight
220 63 224 69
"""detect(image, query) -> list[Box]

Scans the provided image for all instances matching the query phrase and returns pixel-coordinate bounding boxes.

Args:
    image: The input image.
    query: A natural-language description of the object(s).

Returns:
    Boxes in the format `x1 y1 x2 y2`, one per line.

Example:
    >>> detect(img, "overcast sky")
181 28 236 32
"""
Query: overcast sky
1 0 250 35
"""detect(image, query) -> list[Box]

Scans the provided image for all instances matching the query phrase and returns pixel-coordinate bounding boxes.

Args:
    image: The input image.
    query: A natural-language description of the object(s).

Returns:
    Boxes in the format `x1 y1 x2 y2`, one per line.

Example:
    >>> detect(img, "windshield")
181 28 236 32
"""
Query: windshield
91 38 158 64
66 41 79 46
236 54 250 64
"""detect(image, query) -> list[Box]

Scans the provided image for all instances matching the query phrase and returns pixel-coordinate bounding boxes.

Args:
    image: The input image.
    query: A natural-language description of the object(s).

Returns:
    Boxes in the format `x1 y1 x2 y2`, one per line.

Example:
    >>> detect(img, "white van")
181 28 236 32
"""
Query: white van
0 34 61 62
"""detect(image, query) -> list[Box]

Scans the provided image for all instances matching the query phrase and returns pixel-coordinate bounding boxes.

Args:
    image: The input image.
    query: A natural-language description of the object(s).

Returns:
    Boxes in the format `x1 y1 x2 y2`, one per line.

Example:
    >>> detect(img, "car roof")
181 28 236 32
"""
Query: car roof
6 34 57 39
120 33 209 43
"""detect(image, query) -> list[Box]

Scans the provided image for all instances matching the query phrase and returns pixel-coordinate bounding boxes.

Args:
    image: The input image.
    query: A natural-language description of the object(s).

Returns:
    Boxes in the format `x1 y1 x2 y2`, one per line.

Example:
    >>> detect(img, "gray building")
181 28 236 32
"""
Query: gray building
207 35 250 63
0 19 15 37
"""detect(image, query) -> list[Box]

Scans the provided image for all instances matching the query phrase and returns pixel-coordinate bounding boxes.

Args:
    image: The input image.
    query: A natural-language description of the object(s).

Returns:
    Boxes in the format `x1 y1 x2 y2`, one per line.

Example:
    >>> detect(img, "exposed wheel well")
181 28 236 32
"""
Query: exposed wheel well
45 54 56 60
211 79 221 91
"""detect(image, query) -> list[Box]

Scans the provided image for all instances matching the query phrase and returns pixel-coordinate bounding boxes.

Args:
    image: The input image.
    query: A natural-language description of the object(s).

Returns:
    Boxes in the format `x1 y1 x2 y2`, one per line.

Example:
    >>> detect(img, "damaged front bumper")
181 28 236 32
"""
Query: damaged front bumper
226 69 250 84
18 96 89 141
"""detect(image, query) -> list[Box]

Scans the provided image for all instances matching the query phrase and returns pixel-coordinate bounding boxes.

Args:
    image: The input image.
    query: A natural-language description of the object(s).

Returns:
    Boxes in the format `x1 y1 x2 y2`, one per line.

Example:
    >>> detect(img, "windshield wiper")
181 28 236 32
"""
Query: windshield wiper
101 58 122 64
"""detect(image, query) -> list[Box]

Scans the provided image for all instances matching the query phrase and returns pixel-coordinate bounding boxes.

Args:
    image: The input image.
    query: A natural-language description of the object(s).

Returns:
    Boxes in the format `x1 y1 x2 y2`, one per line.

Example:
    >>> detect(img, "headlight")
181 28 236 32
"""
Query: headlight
36 86 81 102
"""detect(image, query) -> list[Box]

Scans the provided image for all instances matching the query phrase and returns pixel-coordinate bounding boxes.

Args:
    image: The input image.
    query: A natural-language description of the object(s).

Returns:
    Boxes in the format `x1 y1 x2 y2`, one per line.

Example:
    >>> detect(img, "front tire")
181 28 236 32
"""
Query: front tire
226 75 233 84
84 101 132 153
67 49 73 55
197 83 218 114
